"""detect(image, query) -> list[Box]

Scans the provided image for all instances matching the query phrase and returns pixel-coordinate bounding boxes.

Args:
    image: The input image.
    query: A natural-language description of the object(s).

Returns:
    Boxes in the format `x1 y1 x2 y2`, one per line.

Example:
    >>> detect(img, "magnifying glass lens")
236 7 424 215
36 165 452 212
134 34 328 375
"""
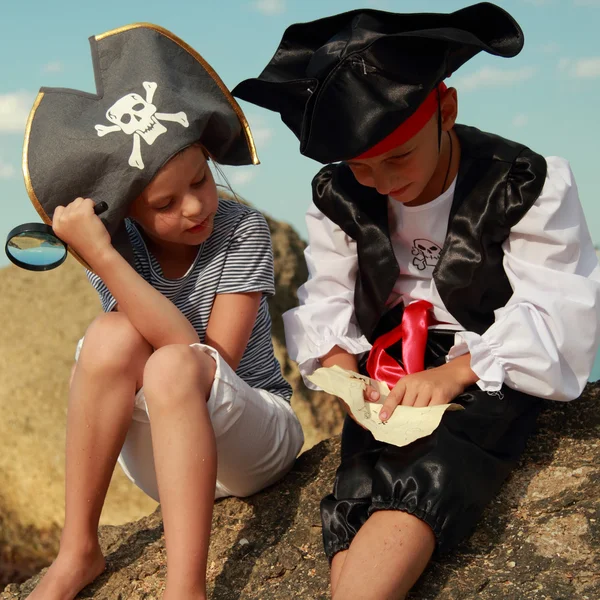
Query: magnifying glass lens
6 230 67 270
5 201 108 272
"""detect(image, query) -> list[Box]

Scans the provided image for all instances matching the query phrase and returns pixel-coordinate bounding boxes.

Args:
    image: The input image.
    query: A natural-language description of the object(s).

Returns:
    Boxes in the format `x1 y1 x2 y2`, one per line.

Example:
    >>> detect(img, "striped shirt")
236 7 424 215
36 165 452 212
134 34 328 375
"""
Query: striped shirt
86 199 293 401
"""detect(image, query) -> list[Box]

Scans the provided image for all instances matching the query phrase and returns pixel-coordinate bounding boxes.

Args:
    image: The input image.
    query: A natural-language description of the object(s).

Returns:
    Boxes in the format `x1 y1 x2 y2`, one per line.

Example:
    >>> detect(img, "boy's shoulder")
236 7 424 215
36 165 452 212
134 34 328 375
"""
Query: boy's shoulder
454 124 547 171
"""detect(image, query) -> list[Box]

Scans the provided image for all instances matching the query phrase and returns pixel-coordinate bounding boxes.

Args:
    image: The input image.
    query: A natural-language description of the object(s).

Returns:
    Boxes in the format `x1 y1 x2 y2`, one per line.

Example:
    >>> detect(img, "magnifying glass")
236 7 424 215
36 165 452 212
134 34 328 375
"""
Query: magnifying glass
5 201 108 271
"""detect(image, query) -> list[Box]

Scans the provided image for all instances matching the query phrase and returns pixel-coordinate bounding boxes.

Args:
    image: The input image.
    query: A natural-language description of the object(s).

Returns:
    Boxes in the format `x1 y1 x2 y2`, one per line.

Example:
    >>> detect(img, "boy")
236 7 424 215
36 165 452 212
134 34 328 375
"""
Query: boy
233 3 600 598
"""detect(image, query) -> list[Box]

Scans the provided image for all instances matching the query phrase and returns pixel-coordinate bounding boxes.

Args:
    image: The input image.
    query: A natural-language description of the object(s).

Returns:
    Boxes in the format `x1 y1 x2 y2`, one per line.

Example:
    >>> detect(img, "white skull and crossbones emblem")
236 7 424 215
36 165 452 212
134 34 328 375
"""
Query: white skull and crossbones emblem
95 81 189 170
411 238 442 271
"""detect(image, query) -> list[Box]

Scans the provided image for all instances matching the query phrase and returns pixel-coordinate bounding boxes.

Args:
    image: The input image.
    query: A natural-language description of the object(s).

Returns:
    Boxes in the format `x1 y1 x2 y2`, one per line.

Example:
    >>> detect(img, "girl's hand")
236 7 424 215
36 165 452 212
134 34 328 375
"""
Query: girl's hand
365 354 478 421
52 197 113 266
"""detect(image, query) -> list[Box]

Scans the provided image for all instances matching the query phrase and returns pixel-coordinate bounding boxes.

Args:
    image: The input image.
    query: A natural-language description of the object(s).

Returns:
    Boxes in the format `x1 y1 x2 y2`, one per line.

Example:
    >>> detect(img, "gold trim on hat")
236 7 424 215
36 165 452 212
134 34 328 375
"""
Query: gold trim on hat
22 92 49 225
96 22 259 165
22 91 91 269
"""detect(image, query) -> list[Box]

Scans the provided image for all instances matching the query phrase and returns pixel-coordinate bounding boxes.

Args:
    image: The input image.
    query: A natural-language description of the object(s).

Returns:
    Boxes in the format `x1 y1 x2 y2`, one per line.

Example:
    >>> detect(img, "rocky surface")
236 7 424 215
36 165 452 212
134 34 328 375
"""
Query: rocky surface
3 383 598 600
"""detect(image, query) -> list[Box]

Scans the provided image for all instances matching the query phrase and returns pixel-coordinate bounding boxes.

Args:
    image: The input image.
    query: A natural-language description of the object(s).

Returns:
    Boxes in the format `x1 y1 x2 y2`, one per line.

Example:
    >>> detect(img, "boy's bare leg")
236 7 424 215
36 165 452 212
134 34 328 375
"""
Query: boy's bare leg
330 550 348 596
331 510 435 600
142 345 217 600
27 313 152 600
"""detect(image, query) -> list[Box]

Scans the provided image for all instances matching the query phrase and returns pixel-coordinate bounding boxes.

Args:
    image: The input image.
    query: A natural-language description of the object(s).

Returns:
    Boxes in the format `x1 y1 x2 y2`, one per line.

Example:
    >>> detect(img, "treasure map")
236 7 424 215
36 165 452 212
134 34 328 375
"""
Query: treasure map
307 366 463 448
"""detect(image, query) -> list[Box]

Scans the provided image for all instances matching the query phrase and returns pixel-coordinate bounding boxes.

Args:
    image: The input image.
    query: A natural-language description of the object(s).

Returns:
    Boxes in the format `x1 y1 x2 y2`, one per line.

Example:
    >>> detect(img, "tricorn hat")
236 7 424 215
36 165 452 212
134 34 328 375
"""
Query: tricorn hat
24 23 258 267
233 2 523 164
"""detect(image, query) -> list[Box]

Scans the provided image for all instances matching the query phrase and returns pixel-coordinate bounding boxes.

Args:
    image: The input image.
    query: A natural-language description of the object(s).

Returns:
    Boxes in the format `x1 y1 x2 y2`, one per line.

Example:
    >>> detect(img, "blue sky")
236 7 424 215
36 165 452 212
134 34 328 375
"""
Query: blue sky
1 0 599 379
1 0 599 256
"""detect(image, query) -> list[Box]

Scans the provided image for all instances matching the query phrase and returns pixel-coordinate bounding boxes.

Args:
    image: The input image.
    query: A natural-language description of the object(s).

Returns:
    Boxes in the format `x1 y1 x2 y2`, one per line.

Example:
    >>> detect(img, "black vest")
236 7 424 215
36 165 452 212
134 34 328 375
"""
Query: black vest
312 124 547 341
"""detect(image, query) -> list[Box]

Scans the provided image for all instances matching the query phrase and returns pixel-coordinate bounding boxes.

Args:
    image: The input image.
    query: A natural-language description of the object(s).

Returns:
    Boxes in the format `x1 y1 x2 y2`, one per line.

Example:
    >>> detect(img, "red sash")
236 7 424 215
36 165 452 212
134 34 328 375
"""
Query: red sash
366 300 434 388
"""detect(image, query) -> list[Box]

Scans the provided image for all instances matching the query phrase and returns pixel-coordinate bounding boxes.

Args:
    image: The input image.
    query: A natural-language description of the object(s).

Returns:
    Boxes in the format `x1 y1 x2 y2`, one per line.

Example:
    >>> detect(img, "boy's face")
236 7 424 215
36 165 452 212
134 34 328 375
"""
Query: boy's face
346 87 457 206
129 144 219 249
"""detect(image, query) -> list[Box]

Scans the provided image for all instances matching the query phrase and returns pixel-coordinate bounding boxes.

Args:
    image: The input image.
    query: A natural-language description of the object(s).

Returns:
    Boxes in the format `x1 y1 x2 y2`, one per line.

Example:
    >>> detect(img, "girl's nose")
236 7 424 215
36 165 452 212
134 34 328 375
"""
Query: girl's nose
181 193 203 218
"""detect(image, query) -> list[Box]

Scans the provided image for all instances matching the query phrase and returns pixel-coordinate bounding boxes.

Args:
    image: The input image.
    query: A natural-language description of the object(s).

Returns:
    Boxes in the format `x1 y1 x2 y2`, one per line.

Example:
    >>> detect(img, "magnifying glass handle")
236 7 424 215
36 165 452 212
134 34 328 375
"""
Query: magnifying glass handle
94 201 108 215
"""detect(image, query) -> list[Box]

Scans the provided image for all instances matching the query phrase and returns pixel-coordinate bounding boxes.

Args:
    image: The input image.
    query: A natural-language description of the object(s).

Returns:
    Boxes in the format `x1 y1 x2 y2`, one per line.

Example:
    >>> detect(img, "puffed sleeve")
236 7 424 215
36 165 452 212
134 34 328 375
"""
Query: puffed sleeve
283 203 372 388
448 157 600 401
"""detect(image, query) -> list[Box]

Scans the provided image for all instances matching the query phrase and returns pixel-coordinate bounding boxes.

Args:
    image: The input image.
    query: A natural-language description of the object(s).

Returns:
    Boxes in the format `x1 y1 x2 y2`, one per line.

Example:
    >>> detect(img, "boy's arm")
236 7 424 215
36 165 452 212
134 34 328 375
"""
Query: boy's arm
320 346 369 421
375 353 478 421
283 203 372 388
446 157 600 401
321 345 478 421
320 345 359 372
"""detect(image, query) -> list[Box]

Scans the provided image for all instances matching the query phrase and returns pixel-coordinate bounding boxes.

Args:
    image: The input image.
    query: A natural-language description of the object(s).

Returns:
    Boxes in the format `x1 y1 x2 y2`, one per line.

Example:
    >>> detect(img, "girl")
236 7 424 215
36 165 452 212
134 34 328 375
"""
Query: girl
23 24 303 600
233 3 600 599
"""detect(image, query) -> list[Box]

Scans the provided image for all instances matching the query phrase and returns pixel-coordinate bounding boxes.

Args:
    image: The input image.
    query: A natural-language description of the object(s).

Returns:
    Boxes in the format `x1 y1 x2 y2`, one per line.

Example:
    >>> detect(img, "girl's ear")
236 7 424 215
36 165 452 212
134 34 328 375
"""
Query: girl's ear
441 86 458 132
127 193 143 221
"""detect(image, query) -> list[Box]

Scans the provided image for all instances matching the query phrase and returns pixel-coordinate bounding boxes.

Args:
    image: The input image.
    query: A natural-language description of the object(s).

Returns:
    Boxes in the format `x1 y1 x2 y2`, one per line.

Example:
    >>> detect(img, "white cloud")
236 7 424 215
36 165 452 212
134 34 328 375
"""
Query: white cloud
453 66 536 92
512 114 529 127
247 114 274 148
540 42 560 54
229 169 258 187
253 126 273 146
0 91 35 133
251 0 285 16
558 57 572 72
558 57 600 78
0 160 15 179
572 57 600 78
43 61 63 73
365 0 390 7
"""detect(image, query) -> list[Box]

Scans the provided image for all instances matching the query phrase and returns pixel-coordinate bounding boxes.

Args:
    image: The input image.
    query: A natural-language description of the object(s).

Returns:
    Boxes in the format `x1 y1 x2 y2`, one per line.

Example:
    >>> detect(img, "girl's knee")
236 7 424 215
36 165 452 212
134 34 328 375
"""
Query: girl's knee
143 344 216 404
79 312 151 373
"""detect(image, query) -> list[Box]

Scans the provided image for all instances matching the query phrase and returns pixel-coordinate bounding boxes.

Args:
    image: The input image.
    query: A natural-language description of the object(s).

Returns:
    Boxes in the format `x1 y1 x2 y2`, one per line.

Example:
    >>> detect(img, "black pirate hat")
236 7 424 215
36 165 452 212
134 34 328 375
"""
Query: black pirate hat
233 2 523 164
24 23 258 268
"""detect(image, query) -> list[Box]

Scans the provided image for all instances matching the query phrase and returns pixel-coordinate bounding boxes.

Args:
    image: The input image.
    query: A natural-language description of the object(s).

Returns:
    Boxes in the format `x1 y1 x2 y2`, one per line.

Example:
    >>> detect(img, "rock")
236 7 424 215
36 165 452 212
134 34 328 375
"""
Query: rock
262 211 344 451
0 203 342 586
4 383 598 600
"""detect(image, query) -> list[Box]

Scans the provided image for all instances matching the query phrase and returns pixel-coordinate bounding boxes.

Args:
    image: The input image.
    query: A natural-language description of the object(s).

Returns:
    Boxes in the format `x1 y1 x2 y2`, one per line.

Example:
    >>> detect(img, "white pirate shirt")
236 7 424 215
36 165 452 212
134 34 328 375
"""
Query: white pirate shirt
386 176 459 328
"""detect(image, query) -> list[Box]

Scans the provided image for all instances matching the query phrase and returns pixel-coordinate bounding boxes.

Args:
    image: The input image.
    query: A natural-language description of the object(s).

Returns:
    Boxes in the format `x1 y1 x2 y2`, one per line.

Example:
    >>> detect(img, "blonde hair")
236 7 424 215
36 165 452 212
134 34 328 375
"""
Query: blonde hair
202 145 244 205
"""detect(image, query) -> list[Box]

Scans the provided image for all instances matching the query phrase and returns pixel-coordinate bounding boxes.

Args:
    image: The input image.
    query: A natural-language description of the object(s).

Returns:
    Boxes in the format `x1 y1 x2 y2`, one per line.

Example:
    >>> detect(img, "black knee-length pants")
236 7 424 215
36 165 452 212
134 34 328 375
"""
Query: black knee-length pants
320 329 541 559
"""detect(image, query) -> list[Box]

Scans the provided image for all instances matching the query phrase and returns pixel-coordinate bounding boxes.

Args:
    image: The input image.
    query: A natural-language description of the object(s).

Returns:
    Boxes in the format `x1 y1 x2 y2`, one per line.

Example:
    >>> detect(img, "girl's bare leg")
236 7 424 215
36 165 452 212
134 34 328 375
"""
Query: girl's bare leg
331 510 435 600
142 345 217 600
27 312 152 600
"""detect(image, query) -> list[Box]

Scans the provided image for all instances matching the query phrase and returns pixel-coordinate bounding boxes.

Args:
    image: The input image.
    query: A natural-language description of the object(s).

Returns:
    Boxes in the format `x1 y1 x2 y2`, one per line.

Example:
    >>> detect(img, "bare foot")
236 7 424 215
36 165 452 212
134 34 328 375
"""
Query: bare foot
26 545 105 600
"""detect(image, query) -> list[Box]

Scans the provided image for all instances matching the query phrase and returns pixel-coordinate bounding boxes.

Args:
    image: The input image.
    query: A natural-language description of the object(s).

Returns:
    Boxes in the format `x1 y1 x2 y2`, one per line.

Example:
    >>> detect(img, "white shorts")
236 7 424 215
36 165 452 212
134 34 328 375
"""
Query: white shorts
75 340 304 502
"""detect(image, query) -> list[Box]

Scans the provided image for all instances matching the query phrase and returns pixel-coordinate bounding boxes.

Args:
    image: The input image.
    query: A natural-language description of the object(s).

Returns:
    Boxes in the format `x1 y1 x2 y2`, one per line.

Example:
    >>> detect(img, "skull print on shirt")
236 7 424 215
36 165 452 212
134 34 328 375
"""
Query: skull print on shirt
411 238 442 271
95 81 189 170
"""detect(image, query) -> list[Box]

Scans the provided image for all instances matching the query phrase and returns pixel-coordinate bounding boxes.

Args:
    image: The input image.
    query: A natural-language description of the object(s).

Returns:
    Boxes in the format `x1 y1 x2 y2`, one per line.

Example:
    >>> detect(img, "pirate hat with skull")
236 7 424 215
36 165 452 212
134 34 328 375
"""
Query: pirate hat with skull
23 23 258 268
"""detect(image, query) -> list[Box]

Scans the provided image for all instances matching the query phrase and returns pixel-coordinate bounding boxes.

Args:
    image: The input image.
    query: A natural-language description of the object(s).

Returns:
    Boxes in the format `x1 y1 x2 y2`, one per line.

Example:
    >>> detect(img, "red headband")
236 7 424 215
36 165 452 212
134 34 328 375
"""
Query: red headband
355 82 448 159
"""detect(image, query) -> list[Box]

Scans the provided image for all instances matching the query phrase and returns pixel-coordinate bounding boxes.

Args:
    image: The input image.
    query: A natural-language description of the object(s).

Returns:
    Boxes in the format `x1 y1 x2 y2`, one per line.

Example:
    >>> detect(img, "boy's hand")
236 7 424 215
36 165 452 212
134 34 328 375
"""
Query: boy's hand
52 197 112 265
365 354 478 421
